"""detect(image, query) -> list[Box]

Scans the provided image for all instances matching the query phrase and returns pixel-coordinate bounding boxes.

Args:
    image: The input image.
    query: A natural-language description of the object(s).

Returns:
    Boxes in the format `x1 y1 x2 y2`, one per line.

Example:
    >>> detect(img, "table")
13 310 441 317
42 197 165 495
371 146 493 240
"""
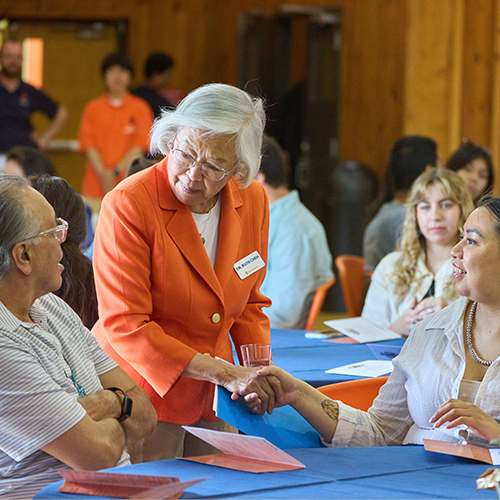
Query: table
35 446 498 499
270 328 406 387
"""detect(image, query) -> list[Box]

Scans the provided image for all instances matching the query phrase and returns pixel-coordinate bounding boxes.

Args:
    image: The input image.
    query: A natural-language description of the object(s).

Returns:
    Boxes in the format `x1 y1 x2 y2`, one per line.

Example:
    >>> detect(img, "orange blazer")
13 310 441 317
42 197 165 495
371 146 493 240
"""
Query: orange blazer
92 157 271 424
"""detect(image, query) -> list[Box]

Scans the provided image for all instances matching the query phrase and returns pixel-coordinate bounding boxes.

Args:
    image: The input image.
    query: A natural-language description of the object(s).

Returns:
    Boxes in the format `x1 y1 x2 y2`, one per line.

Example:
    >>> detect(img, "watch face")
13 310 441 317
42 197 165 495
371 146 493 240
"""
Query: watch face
119 395 133 422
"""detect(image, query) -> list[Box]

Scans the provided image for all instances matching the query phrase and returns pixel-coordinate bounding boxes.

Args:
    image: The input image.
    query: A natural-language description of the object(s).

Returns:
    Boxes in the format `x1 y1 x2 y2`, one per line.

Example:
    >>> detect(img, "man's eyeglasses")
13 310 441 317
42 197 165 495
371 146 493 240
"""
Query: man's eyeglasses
28 218 68 244
171 148 235 182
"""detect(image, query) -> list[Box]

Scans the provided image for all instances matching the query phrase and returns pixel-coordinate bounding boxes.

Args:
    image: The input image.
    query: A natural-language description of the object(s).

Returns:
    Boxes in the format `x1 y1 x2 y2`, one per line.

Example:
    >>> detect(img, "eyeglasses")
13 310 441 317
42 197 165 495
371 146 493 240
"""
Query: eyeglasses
171 148 235 182
29 218 68 244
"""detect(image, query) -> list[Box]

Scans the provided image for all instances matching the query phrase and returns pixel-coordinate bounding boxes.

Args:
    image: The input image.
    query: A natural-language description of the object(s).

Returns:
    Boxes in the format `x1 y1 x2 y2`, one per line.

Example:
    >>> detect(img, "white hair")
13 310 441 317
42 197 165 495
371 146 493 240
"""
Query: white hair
150 83 266 188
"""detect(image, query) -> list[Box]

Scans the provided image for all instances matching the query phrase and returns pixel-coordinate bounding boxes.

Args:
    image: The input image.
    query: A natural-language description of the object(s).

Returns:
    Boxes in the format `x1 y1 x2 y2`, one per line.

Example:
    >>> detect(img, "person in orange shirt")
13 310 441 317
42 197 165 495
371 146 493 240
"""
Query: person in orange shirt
92 83 283 461
78 53 153 201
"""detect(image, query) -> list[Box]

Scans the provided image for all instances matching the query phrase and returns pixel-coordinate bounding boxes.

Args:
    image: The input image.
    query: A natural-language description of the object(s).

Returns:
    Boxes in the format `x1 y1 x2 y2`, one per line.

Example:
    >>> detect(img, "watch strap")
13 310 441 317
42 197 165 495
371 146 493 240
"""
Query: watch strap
106 387 133 422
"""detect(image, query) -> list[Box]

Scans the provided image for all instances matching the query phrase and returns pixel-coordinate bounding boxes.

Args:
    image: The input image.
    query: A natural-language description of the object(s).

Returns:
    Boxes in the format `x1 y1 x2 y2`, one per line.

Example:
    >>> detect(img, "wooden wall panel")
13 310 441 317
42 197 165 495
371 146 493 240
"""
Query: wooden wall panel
461 0 494 148
0 0 408 181
404 0 465 159
491 1 500 178
338 0 407 175
5 0 500 189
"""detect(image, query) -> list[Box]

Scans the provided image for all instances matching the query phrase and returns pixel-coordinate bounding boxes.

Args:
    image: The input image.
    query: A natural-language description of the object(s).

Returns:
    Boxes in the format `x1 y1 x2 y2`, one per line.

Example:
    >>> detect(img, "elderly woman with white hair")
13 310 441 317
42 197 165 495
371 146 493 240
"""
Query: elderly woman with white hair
91 83 282 461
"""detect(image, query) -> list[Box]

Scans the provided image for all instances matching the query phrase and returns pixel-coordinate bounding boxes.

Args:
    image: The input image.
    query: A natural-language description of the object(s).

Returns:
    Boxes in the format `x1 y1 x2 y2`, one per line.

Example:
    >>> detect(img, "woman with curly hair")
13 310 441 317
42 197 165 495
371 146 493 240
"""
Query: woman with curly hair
362 168 473 336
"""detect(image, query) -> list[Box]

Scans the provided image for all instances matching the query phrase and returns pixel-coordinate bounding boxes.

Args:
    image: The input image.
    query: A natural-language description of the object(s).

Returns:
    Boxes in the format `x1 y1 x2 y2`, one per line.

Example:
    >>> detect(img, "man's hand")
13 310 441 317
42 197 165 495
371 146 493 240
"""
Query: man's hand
78 389 121 421
37 105 68 150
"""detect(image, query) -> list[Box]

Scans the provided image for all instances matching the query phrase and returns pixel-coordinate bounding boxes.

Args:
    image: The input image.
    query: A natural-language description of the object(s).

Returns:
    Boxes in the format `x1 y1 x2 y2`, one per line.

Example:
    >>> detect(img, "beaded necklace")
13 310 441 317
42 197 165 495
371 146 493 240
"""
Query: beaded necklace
466 301 494 366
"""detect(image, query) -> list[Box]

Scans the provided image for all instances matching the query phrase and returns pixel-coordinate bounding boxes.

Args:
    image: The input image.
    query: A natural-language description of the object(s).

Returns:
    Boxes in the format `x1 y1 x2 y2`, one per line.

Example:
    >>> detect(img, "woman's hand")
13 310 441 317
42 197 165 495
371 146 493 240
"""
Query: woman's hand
430 398 500 441
241 366 339 443
414 296 448 322
389 297 419 336
242 366 301 413
221 364 284 416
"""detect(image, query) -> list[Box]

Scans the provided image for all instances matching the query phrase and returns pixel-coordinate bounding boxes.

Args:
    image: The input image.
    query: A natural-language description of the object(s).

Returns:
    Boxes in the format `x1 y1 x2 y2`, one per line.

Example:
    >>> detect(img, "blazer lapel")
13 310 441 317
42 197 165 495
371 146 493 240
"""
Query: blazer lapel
157 157 223 301
216 179 243 292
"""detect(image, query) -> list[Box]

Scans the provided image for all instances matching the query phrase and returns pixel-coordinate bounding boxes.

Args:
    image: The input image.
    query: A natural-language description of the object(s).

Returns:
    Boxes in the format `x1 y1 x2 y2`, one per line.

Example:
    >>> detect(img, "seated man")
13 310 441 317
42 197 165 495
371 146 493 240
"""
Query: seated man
0 175 157 499
256 136 334 329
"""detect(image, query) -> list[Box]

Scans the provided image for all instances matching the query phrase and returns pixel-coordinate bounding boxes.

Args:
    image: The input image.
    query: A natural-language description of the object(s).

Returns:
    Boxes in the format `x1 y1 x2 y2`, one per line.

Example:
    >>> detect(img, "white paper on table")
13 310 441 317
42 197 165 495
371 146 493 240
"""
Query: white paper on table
325 359 393 377
324 317 401 343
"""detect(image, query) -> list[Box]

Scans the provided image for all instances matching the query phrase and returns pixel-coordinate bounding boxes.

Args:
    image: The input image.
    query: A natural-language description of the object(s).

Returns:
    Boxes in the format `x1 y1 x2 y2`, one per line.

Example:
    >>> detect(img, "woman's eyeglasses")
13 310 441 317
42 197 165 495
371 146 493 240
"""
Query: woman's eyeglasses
171 148 235 182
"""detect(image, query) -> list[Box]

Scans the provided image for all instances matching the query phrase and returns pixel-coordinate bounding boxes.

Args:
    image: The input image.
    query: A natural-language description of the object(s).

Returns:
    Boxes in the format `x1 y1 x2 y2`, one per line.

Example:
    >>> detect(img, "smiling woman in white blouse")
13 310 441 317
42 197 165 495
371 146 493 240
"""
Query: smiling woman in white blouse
249 196 500 447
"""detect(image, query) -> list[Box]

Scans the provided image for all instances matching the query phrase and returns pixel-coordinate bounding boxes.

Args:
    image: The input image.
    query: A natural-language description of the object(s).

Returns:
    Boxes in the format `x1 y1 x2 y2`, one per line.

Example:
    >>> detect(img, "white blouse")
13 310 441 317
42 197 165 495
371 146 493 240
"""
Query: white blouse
327 297 500 448
362 251 459 328
191 196 222 268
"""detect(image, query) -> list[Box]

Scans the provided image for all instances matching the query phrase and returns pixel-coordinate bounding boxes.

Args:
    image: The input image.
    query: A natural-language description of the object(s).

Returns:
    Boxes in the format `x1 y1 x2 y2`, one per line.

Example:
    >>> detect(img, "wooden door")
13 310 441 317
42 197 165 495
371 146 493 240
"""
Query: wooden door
6 20 122 190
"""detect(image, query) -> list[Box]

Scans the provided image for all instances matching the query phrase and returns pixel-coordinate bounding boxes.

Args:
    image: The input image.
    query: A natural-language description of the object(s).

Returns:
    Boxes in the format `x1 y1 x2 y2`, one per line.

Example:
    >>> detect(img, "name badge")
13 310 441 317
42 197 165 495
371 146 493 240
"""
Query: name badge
234 251 265 280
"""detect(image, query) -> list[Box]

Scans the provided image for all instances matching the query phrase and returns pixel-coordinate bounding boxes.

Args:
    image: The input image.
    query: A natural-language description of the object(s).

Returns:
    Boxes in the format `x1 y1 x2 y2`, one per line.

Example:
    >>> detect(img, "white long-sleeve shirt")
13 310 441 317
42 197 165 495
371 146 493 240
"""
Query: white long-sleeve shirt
362 251 458 328
328 296 499 448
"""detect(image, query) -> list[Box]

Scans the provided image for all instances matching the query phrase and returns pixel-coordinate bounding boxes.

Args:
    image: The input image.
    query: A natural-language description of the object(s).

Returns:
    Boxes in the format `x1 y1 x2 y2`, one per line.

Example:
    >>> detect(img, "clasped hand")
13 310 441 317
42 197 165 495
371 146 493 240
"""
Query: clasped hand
223 365 285 416
230 366 301 416
390 296 448 336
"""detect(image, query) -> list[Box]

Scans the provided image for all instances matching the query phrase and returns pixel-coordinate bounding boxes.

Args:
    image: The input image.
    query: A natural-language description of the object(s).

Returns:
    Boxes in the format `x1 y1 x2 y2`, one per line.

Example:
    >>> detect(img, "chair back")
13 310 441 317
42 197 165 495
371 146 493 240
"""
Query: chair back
335 254 371 317
317 376 389 411
304 276 336 331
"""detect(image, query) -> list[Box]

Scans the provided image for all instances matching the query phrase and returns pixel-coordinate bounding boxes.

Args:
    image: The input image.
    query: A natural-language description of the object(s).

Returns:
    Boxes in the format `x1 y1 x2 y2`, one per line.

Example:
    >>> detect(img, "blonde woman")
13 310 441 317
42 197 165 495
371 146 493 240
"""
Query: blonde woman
362 168 473 336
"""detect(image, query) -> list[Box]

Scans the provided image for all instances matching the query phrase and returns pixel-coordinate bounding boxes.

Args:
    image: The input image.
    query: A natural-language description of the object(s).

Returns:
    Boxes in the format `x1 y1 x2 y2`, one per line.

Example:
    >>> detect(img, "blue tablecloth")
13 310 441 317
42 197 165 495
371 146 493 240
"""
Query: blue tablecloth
35 446 497 499
270 331 405 387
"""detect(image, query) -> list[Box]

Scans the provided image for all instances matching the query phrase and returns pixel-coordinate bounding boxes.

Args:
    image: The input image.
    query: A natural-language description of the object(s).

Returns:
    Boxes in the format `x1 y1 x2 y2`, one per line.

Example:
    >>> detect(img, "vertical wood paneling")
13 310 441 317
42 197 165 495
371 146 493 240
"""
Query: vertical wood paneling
461 0 495 147
404 0 465 158
3 0 500 189
490 0 500 185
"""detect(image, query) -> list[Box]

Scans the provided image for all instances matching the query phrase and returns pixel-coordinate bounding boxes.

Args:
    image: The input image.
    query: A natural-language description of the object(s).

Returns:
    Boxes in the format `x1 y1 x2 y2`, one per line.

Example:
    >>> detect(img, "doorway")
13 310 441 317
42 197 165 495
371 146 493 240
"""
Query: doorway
238 7 343 310
1 19 125 189
238 6 342 220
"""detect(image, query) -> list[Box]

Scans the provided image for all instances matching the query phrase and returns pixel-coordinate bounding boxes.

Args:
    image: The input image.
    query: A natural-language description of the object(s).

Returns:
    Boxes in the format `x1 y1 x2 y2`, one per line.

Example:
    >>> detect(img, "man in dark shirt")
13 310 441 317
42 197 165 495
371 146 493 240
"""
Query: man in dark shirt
0 40 68 154
131 52 175 118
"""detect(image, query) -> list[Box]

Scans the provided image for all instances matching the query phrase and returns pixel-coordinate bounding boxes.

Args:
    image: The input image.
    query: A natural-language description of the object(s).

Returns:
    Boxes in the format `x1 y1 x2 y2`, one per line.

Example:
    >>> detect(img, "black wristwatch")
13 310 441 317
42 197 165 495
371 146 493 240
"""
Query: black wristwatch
106 387 133 422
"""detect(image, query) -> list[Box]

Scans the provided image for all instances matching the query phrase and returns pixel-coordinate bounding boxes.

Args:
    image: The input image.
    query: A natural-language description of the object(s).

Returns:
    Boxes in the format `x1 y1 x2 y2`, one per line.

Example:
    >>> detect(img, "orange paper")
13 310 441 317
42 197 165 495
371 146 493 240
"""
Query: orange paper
326 337 359 344
58 470 207 499
181 426 305 473
423 438 500 465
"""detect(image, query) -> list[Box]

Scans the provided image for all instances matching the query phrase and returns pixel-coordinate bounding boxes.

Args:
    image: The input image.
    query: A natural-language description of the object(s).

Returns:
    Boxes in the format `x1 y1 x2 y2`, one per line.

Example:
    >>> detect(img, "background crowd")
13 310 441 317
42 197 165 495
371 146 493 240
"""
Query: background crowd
0 36 499 500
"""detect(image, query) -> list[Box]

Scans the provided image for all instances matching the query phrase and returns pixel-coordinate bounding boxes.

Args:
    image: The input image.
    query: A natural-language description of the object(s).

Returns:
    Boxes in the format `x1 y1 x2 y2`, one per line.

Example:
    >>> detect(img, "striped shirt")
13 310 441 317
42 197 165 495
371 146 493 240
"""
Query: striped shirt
0 293 117 499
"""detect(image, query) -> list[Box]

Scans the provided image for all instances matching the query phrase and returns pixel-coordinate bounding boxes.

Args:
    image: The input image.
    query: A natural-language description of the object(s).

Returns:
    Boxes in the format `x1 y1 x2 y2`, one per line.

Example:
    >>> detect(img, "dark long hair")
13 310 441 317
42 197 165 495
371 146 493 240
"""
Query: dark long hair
446 140 494 201
477 196 500 238
29 175 98 329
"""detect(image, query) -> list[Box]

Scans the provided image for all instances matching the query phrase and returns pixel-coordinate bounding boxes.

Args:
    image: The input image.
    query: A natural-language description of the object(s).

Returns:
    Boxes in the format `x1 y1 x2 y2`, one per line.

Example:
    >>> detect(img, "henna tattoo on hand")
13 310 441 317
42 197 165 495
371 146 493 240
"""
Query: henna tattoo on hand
321 399 339 420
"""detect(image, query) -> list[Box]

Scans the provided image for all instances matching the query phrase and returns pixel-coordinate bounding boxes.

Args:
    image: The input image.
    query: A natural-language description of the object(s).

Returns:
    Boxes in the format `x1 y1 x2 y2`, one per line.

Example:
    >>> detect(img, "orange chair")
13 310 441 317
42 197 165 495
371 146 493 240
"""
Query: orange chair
317 376 389 411
304 276 337 331
335 254 373 317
